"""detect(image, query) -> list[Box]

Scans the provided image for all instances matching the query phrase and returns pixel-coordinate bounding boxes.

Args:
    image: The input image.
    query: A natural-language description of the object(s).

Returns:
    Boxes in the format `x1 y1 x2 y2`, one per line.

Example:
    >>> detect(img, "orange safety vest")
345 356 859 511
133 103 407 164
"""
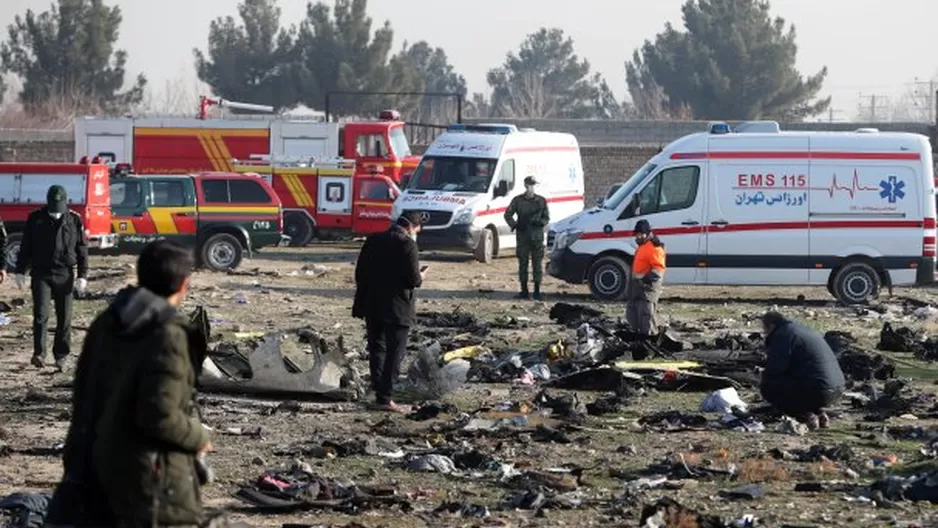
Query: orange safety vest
633 240 666 277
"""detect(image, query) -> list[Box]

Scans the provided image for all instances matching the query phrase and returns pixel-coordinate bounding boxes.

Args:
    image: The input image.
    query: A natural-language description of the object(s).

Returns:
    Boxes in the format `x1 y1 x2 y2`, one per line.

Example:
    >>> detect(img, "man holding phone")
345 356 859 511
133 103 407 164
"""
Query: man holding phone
353 212 426 413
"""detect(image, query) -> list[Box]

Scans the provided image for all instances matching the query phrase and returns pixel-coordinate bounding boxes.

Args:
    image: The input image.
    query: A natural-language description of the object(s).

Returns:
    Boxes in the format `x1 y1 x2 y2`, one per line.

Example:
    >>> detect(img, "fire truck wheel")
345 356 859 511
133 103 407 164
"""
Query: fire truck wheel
284 213 314 247
588 255 629 301
4 234 21 272
474 228 496 264
201 233 243 271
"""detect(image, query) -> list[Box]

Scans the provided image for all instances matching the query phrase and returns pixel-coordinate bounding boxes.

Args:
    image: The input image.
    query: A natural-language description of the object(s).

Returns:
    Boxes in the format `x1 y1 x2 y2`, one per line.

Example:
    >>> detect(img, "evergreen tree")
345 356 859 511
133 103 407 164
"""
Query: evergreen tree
0 0 145 113
627 0 829 120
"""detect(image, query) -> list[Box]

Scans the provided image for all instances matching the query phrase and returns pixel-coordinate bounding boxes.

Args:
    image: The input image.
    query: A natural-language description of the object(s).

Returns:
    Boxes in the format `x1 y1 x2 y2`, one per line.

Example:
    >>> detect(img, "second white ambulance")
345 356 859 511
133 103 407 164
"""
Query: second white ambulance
392 124 585 262
547 121 936 304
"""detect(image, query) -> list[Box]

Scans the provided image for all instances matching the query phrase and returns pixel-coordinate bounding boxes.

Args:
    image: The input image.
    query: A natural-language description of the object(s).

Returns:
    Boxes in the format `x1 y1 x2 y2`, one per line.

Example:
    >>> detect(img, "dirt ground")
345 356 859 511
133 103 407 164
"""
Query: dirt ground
2 244 938 527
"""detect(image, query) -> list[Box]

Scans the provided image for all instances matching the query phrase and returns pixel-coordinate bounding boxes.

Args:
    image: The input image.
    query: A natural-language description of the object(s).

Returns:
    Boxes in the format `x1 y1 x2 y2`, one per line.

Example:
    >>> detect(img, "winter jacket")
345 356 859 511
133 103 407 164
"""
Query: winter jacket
92 287 210 526
352 225 422 327
763 317 846 392
504 193 550 243
15 207 88 278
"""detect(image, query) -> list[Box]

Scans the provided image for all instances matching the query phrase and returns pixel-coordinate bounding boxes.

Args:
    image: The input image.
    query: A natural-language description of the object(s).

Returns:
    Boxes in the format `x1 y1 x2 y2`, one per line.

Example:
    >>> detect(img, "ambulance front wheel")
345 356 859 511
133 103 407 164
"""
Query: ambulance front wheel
832 261 881 305
474 228 496 263
588 255 630 301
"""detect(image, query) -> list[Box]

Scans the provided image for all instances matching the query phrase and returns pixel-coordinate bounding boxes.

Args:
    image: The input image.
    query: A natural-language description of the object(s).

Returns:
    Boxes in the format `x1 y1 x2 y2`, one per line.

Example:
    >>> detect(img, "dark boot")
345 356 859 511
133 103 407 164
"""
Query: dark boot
533 282 542 301
516 284 530 299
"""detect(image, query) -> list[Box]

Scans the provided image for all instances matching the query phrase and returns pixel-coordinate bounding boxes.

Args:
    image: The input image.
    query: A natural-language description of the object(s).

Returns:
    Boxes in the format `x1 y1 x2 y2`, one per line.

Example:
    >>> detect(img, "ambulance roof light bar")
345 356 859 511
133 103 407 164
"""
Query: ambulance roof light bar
708 120 781 134
447 123 517 134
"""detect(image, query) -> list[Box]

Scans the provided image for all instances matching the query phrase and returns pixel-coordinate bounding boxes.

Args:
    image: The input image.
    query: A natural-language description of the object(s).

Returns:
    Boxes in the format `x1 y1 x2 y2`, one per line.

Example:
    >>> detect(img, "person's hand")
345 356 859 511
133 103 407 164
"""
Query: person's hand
76 278 88 294
198 441 214 456
0 270 7 285
641 274 655 286
14 274 25 290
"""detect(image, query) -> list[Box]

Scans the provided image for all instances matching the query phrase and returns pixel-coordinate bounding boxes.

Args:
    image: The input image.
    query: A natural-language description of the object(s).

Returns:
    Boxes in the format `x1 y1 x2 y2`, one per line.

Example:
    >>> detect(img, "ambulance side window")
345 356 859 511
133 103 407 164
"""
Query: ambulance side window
498 160 516 190
628 166 700 217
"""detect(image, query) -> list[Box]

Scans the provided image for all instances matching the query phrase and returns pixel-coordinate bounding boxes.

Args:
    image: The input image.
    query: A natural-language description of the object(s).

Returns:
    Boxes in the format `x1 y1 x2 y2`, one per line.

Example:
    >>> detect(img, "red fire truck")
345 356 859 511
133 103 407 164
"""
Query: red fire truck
231 156 399 244
0 162 118 268
73 98 421 185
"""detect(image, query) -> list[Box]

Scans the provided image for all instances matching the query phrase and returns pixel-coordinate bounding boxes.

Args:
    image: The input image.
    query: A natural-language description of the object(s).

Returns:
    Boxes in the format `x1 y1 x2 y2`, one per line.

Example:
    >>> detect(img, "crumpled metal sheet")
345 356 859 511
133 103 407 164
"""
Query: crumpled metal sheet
199 334 359 401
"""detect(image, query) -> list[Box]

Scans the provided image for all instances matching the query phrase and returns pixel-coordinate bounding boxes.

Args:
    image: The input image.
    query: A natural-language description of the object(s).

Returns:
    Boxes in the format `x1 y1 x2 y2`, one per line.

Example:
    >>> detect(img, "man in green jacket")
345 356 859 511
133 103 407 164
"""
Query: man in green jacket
89 240 214 528
504 176 550 300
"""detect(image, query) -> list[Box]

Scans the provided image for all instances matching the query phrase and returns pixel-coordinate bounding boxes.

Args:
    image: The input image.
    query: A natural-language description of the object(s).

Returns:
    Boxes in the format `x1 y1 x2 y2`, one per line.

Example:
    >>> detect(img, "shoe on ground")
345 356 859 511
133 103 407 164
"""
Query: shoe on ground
533 292 543 301
54 358 66 372
369 401 410 414
804 413 820 431
515 292 531 300
30 356 44 368
818 412 830 429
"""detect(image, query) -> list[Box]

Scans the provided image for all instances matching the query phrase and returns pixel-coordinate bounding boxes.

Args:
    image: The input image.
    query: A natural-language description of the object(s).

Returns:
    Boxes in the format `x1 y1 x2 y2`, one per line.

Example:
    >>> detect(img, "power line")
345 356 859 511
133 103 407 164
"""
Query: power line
857 93 891 122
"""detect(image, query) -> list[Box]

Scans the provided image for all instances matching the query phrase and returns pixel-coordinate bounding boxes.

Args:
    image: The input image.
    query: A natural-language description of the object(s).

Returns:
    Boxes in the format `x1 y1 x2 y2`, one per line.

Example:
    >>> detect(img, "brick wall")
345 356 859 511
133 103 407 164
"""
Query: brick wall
0 140 73 162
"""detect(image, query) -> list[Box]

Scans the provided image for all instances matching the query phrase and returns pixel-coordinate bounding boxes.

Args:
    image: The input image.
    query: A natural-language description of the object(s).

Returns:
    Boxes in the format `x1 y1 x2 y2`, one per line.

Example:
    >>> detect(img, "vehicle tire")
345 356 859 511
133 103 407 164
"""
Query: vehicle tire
4 233 21 272
201 233 243 271
284 212 314 247
474 228 495 264
832 261 881 305
588 255 630 301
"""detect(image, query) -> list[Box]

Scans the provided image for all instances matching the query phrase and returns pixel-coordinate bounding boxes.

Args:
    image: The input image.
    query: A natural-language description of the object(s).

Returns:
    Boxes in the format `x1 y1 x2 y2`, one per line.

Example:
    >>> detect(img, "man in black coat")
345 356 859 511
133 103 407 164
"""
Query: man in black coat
353 212 426 413
760 311 846 429
14 185 89 371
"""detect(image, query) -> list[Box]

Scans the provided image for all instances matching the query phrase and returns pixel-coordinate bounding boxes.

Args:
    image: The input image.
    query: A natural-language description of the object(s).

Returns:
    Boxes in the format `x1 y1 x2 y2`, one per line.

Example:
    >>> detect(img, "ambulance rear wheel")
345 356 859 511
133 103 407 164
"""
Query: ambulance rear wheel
588 255 629 301
832 261 881 305
4 233 21 272
201 234 243 272
474 228 496 263
284 213 314 247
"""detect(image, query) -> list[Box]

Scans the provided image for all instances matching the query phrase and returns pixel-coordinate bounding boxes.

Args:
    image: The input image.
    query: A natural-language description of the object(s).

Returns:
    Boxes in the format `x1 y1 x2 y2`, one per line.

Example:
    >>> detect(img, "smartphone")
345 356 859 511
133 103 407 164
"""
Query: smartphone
420 265 429 272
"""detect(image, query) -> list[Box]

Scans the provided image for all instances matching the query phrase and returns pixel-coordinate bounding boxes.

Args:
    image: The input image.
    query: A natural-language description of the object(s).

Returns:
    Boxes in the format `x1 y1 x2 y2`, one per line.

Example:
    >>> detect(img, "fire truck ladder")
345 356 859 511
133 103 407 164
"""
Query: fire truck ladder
230 154 357 171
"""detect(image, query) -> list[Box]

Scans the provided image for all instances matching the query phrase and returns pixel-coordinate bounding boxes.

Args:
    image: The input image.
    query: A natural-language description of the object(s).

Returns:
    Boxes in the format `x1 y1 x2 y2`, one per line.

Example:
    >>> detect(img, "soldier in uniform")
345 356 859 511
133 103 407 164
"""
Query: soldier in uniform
626 219 666 337
14 185 88 371
504 176 550 300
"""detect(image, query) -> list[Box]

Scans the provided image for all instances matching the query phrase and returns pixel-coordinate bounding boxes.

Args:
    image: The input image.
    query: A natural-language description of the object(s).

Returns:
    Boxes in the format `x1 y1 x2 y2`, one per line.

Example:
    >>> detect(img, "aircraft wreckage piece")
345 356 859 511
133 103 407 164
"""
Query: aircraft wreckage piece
198 333 361 401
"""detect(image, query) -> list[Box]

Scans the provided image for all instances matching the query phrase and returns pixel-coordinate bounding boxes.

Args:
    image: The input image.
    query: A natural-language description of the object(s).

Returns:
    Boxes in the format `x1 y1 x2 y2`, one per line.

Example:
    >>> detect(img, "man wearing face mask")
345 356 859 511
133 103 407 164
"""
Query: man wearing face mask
504 176 549 300
14 185 89 371
626 219 665 337
353 211 426 413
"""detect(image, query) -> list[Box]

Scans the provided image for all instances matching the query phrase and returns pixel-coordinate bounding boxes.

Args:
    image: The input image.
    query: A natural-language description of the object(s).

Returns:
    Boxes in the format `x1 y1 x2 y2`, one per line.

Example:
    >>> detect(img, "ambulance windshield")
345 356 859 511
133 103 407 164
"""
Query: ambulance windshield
406 156 497 193
603 163 657 210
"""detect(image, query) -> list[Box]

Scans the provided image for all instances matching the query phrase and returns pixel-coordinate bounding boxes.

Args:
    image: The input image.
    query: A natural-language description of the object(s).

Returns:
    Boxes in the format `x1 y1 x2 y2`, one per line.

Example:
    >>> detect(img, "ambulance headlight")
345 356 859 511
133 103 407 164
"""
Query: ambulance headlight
553 229 583 250
452 208 474 225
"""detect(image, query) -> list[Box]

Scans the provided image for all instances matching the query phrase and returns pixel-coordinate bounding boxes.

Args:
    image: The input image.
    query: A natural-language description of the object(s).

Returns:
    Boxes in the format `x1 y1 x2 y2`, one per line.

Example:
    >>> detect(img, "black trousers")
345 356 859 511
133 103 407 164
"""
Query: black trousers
31 273 74 360
366 319 410 404
761 379 843 417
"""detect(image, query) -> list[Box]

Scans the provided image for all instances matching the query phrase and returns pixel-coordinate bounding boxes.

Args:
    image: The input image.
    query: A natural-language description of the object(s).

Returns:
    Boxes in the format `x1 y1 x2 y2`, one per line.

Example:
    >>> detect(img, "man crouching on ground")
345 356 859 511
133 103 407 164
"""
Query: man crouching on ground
353 211 427 413
760 311 846 430
90 240 214 527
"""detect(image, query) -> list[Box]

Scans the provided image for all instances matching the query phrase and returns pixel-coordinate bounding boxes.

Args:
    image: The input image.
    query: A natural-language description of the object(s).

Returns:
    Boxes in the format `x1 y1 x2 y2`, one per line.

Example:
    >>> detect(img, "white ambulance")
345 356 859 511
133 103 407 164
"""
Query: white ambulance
547 121 936 304
392 124 585 262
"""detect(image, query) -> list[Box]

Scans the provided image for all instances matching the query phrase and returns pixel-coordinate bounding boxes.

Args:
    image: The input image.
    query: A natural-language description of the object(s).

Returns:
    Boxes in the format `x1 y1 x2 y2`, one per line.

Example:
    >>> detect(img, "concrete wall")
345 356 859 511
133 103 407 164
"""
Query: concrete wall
464 118 933 147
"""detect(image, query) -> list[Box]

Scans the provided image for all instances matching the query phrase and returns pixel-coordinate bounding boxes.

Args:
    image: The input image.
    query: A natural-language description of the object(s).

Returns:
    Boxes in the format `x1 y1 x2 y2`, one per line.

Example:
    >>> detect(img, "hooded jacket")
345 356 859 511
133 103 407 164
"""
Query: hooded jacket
763 317 846 392
89 287 210 526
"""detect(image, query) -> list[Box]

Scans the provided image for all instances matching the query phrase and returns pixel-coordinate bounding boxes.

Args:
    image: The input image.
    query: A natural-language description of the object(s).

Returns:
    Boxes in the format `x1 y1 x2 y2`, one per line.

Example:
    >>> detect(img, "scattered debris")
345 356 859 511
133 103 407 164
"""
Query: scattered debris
639 497 729 528
701 387 748 414
406 454 457 474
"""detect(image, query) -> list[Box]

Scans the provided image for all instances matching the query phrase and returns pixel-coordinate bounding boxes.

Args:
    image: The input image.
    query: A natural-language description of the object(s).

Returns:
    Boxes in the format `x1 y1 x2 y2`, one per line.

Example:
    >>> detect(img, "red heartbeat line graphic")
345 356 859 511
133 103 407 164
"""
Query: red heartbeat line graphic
809 169 878 198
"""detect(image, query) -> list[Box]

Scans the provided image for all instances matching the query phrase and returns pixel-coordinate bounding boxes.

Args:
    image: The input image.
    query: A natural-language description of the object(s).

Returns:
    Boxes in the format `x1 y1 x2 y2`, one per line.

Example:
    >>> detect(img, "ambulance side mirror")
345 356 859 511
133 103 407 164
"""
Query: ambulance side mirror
622 194 640 218
494 180 509 198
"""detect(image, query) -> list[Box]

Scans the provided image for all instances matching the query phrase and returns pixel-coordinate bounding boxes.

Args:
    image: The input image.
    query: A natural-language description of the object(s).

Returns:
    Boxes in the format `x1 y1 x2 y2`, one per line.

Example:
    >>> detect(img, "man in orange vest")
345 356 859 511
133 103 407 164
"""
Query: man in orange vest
627 219 666 336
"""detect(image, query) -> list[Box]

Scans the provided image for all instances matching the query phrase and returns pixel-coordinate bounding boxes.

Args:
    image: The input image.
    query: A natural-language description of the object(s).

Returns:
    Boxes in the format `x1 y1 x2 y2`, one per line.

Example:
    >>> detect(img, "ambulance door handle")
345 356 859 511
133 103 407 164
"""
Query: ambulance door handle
681 220 699 226
710 220 729 226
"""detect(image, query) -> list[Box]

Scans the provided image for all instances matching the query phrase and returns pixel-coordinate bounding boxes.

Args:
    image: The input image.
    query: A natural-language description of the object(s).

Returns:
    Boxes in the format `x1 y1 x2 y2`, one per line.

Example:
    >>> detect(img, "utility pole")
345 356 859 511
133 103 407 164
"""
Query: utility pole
858 93 890 123
827 107 843 123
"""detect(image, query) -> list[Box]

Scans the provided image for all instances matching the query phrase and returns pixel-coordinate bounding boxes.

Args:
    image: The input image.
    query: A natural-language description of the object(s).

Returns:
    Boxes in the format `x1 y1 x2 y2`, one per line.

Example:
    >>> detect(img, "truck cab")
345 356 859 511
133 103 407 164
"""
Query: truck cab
110 171 287 270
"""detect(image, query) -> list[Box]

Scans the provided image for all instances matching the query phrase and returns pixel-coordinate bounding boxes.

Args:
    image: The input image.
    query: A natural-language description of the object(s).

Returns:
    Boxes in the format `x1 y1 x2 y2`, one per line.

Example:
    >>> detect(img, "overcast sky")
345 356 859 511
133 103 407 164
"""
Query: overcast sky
2 0 935 120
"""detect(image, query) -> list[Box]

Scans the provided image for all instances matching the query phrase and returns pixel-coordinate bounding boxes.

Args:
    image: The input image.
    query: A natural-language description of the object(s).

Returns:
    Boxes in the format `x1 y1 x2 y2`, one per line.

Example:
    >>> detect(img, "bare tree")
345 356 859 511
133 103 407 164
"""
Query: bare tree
0 75 98 129
136 72 207 117
491 71 558 119
891 77 937 123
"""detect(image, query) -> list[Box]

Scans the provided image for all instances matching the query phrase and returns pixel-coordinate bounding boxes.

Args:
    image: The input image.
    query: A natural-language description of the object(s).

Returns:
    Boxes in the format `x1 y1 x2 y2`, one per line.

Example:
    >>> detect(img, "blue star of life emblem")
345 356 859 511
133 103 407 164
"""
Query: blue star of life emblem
879 176 905 203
